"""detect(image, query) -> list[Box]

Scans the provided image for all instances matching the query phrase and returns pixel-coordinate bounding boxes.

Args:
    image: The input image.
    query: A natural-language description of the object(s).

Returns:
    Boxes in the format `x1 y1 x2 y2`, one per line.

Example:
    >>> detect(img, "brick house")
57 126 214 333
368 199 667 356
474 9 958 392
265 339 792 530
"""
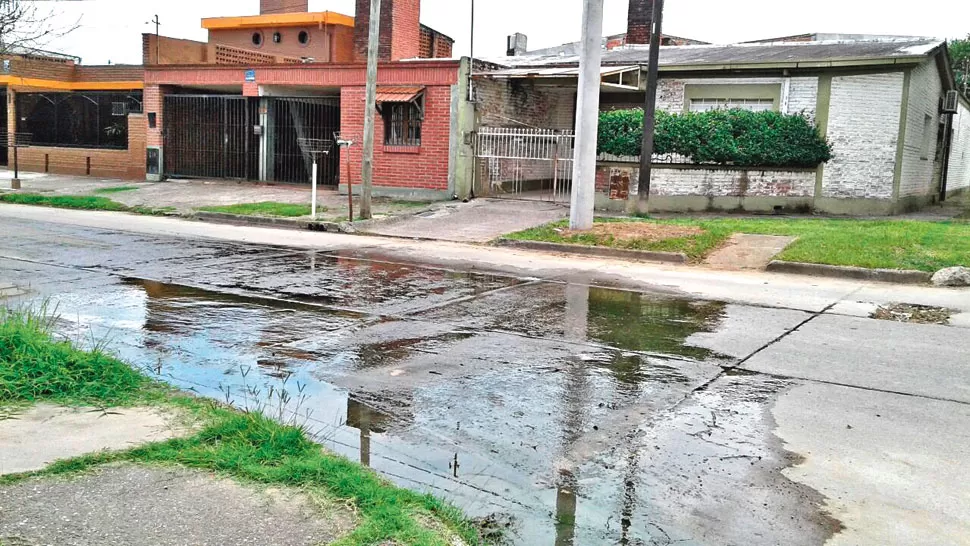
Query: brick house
474 0 970 215
140 0 472 200
1 48 147 180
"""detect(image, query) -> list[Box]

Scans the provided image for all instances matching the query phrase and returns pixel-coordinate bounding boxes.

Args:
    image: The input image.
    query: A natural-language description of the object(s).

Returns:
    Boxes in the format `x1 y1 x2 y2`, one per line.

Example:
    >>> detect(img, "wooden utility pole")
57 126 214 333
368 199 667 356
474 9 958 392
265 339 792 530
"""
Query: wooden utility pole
360 0 382 220
636 0 664 213
568 0 605 230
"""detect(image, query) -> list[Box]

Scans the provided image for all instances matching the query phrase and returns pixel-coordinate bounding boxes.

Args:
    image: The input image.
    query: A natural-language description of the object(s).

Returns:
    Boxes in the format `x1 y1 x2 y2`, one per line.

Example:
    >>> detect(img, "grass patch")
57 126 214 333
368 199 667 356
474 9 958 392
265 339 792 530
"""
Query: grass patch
0 307 484 545
92 185 140 195
507 217 970 271
0 193 129 212
198 202 314 218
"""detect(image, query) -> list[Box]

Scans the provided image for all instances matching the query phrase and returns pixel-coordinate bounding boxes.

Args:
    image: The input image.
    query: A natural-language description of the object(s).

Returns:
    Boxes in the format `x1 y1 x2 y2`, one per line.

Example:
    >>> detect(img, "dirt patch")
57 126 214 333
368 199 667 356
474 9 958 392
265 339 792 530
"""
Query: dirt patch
871 303 952 325
560 222 704 242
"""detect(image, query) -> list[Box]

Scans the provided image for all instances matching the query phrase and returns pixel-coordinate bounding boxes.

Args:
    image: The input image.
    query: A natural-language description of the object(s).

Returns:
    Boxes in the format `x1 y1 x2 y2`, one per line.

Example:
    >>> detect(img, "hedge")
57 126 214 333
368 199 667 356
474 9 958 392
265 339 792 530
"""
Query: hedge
597 108 832 168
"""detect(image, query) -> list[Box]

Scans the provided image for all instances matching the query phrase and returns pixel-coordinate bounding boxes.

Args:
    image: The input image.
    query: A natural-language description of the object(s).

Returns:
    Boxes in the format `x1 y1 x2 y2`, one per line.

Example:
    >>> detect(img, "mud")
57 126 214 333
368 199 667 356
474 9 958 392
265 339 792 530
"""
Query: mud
0 219 842 545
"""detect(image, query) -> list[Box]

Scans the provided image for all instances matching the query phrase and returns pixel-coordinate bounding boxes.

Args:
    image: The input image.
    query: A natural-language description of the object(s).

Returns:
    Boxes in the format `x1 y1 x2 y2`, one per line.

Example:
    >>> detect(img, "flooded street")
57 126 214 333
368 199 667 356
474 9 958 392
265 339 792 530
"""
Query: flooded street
3 215 969 545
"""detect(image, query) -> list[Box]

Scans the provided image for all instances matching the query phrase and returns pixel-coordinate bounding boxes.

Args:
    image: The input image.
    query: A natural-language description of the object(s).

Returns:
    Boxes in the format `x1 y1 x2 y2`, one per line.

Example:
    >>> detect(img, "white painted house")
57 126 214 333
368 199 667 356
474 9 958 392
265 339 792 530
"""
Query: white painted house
475 34 969 215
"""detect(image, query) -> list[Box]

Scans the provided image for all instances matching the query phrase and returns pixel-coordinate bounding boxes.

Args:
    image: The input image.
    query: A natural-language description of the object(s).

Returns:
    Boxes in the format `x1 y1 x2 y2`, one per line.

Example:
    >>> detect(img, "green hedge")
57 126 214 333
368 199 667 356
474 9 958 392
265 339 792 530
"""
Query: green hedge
598 108 832 168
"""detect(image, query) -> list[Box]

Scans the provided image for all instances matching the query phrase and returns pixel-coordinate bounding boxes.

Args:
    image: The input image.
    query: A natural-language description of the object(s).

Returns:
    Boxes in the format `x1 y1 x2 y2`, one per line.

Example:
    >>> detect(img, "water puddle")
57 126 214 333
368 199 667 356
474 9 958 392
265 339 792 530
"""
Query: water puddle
27 264 737 545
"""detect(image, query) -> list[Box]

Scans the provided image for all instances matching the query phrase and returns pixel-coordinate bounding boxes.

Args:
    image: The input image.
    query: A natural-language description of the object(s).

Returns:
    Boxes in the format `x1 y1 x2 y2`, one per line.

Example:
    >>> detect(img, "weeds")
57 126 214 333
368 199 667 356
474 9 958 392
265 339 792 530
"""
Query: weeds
197 202 315 218
0 306 484 545
92 186 140 195
0 194 129 211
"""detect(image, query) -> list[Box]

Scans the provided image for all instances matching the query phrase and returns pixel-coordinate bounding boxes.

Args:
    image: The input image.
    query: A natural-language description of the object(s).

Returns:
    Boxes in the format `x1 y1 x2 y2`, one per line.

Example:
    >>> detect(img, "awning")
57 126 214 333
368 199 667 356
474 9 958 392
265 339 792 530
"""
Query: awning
375 86 425 104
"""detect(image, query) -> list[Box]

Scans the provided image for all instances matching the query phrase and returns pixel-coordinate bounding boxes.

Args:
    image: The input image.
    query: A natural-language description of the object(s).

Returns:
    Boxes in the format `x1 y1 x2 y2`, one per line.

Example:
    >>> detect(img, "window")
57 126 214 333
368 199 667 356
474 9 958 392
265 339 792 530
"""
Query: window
16 91 143 149
383 102 422 146
298 30 310 45
921 113 934 160
273 32 282 44
251 32 263 47
689 98 776 113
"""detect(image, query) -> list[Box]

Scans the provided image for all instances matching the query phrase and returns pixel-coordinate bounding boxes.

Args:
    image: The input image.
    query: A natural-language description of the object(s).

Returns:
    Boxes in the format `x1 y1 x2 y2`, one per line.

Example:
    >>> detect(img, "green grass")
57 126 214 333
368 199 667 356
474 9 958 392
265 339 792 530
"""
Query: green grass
0 308 484 545
92 185 140 195
198 202 315 218
507 217 970 272
0 193 130 211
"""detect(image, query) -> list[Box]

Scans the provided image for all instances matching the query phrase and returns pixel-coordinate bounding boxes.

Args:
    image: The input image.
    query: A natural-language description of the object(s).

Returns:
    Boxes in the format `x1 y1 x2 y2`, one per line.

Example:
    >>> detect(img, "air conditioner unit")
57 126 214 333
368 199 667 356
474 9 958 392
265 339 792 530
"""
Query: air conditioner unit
943 90 959 114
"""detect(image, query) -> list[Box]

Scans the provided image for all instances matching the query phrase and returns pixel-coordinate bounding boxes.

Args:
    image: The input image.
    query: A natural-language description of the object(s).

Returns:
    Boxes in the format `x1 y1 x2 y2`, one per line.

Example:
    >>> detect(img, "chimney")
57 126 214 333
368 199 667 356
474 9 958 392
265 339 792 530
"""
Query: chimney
506 33 528 56
626 0 652 45
354 0 421 62
260 0 308 15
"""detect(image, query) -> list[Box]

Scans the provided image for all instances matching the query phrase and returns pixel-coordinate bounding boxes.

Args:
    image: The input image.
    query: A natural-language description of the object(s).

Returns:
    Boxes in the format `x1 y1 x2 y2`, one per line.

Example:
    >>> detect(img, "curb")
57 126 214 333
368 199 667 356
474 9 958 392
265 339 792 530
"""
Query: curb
495 239 688 264
766 260 932 285
193 211 349 233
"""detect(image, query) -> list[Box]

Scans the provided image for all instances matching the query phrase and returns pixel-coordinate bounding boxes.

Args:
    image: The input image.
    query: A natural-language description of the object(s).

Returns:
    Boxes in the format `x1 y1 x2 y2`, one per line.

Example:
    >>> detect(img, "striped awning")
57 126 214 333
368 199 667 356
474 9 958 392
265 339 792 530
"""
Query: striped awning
375 86 425 104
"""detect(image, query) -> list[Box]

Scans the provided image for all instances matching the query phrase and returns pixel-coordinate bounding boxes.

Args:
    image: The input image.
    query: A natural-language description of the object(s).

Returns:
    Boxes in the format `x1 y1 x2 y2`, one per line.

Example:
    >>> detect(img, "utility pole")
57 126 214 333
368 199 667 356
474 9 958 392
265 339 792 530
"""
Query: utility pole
360 0 382 220
568 0 604 231
468 0 475 100
635 0 664 214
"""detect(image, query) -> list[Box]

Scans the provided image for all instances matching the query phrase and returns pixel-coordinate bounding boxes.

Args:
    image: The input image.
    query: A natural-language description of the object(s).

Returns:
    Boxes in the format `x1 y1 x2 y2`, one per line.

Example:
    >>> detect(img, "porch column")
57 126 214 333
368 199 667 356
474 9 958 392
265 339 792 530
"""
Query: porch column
259 98 276 182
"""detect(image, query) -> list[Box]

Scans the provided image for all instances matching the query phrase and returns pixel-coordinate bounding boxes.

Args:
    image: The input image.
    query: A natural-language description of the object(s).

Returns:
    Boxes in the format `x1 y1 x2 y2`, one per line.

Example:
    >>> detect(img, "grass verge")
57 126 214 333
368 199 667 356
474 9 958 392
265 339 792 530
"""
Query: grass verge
92 185 140 195
197 202 315 218
0 193 174 216
506 217 970 272
0 307 483 545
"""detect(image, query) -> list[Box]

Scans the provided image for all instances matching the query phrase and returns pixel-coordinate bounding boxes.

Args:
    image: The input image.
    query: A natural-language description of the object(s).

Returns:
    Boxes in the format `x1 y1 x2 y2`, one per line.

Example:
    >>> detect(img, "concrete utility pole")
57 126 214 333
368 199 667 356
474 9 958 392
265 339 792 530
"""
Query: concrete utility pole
360 0 382 220
569 0 605 231
636 0 664 214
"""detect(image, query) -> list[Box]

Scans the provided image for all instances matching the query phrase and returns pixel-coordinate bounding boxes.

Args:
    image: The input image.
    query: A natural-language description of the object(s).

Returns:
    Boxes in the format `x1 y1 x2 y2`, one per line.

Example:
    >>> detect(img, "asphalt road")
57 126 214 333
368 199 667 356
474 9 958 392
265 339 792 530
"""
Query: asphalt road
0 205 968 546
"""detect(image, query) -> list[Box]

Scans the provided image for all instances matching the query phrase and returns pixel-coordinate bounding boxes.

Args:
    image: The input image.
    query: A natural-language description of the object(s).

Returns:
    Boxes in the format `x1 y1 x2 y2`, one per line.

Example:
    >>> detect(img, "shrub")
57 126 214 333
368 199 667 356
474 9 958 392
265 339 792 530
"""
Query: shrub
598 108 832 167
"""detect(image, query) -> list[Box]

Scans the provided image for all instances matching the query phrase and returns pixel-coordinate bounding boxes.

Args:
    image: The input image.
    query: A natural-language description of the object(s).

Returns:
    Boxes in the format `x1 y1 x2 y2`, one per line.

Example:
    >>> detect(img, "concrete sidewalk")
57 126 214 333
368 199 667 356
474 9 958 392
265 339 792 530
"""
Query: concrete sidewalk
0 170 429 220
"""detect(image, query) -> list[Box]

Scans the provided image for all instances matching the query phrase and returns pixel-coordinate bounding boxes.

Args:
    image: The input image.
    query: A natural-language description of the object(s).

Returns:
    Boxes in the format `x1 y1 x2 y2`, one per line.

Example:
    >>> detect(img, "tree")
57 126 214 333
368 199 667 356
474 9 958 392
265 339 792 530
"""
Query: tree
0 0 76 56
952 35 970 98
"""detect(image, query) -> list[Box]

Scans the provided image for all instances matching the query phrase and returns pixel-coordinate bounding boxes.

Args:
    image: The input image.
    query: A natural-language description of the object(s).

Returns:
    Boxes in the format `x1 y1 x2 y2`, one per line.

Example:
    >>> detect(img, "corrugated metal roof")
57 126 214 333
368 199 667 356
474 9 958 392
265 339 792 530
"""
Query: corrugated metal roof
483 38 944 71
375 86 424 103
484 66 638 78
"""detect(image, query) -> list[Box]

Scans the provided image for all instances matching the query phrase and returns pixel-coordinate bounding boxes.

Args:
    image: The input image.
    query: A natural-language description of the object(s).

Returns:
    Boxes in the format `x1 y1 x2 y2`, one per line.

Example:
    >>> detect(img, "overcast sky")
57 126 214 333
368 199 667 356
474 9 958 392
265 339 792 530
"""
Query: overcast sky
37 0 970 65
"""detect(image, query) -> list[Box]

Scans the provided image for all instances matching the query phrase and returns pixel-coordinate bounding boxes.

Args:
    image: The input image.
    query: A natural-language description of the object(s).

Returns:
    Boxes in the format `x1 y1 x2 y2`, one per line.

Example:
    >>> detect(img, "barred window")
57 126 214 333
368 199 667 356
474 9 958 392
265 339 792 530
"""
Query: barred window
383 102 422 147
689 98 775 113
15 91 143 149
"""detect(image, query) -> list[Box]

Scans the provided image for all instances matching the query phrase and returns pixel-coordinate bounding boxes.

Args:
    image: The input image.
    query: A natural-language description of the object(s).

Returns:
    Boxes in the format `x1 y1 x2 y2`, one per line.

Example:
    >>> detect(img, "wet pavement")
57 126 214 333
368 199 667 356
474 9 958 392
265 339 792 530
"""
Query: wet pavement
1 216 968 545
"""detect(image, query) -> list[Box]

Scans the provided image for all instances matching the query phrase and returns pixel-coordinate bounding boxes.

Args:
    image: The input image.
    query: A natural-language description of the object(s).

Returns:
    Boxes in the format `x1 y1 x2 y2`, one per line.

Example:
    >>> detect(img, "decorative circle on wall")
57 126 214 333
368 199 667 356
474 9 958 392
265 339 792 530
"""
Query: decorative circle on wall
251 32 263 47
298 30 310 46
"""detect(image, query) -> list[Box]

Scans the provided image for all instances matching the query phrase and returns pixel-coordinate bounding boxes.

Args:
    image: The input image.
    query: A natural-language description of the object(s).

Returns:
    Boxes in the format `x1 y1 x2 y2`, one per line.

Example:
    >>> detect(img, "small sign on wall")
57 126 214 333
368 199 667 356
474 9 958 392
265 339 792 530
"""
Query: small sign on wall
609 168 631 200
245 69 256 82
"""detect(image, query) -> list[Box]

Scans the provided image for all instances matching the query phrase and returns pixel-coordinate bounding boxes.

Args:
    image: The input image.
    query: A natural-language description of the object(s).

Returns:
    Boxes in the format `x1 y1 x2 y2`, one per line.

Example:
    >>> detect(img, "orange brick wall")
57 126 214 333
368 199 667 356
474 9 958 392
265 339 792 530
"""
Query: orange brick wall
144 85 165 147
419 26 454 59
143 34 209 65
209 27 336 61
2 55 75 81
340 85 452 191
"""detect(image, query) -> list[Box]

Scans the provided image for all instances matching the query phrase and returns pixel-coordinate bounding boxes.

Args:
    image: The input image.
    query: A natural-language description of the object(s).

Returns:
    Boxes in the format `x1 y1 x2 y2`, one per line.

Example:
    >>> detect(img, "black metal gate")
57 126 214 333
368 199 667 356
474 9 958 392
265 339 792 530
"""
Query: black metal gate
268 97 340 186
164 95 257 180
163 95 340 186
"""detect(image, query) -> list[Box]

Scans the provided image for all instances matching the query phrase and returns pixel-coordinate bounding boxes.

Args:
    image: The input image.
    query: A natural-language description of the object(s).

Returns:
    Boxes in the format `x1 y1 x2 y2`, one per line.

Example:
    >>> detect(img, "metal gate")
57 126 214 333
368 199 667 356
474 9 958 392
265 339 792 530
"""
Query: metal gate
164 95 257 180
163 95 340 186
474 127 575 202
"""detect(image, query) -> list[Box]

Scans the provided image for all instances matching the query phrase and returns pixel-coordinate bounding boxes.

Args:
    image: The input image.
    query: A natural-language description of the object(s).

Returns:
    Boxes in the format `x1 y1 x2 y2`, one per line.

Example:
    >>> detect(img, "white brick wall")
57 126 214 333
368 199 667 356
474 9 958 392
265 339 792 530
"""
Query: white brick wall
657 79 685 113
948 100 970 193
822 72 904 199
787 77 819 120
655 77 818 119
899 60 944 198
651 167 816 198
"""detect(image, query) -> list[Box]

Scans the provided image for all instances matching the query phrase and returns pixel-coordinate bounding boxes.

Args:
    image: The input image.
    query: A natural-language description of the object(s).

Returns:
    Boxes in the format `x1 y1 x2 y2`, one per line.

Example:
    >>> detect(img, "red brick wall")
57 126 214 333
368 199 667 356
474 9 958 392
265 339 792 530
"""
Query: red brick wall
143 34 209 65
144 85 165 148
419 26 455 59
340 85 452 191
73 65 144 82
260 0 308 14
354 0 420 62
16 114 146 180
626 0 652 45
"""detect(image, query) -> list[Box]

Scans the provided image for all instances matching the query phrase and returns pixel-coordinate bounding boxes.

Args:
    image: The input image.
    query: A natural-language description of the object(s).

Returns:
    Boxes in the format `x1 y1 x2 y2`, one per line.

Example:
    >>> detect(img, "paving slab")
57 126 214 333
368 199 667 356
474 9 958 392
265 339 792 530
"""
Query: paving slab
0 465 356 546
704 234 797 270
741 314 970 403
774 383 970 545
0 405 184 476
362 199 567 243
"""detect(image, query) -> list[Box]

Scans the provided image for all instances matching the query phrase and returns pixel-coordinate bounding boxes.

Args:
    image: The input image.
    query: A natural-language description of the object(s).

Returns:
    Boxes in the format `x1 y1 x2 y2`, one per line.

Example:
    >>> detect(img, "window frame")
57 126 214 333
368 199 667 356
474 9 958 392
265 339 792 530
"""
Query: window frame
683 83 782 114
15 91 144 150
382 97 423 148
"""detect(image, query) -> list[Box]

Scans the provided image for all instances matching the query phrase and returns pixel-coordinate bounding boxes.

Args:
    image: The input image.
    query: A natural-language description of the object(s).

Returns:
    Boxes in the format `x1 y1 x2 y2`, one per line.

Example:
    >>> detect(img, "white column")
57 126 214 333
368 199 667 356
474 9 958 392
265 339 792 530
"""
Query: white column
569 0 605 231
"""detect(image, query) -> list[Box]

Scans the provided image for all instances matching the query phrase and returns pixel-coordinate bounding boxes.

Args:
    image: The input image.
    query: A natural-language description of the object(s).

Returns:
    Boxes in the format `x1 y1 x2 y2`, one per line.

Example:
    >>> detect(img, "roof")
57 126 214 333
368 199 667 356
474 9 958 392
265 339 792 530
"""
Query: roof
202 11 354 31
375 86 424 103
483 38 946 72
525 32 709 57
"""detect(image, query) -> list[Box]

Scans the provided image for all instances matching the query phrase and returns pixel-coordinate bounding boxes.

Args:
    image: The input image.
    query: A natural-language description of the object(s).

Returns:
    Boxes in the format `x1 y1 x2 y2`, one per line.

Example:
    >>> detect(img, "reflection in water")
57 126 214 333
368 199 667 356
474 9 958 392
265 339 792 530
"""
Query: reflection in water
346 398 392 467
556 470 579 546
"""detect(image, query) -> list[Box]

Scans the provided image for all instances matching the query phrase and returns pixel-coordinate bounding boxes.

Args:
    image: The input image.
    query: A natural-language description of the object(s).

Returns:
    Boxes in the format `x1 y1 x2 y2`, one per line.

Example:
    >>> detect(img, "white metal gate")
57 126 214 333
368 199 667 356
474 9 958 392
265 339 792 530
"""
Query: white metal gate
474 127 575 203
